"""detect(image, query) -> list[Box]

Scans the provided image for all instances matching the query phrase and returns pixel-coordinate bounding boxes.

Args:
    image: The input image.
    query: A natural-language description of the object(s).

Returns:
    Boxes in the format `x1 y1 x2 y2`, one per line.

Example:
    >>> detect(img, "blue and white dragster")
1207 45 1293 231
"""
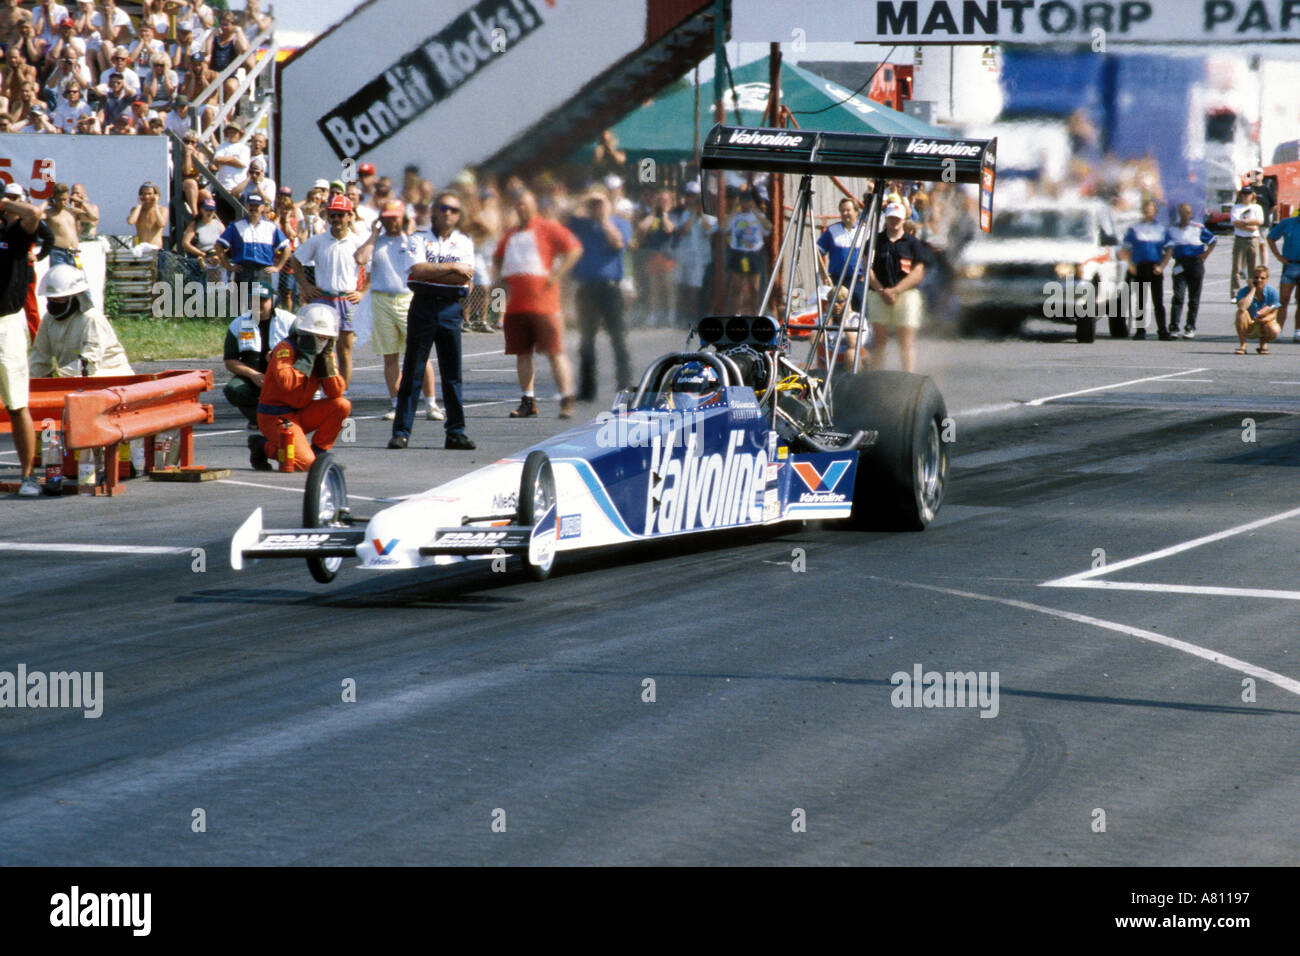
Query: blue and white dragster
230 124 996 584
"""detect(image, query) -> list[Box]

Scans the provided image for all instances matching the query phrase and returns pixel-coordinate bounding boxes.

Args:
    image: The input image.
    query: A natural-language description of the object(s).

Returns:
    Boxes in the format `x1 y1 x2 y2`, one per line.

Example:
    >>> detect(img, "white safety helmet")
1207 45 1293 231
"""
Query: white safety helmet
38 264 93 319
292 302 340 339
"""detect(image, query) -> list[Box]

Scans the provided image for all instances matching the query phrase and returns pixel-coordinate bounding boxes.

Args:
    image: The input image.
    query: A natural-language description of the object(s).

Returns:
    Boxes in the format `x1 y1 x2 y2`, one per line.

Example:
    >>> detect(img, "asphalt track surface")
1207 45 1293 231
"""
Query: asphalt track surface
3 262 1299 866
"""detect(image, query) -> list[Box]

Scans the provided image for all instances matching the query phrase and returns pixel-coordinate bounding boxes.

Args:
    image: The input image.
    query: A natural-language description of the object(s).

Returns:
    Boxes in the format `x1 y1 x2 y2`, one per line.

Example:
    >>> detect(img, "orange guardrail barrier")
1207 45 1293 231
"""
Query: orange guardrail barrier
0 370 216 496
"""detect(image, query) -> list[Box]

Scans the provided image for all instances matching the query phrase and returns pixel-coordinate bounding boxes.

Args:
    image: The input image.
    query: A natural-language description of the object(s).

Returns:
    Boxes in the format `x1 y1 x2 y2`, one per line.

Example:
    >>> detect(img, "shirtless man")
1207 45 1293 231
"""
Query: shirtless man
0 0 32 49
45 184 80 268
126 181 167 253
70 184 99 240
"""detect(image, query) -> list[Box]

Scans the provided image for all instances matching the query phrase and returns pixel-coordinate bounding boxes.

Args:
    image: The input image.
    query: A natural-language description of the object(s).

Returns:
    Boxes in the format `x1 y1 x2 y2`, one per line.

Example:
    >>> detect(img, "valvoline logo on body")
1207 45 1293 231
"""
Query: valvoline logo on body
372 538 398 555
791 459 853 504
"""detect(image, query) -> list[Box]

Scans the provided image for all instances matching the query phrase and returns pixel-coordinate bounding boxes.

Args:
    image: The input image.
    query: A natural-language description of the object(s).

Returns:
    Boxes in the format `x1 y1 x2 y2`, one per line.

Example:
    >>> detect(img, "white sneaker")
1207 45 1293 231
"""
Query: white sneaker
18 475 40 497
426 404 445 421
1183 329 1195 339
381 407 396 421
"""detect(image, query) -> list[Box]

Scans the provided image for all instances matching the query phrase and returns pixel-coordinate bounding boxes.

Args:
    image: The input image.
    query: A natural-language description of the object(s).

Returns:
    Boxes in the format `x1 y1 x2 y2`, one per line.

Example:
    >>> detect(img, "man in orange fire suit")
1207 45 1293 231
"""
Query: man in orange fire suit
248 301 350 472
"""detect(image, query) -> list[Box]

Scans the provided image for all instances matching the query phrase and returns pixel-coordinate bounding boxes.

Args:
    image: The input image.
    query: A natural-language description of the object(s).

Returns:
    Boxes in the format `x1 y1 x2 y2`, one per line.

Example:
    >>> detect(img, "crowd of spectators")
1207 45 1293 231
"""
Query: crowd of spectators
0 0 266 136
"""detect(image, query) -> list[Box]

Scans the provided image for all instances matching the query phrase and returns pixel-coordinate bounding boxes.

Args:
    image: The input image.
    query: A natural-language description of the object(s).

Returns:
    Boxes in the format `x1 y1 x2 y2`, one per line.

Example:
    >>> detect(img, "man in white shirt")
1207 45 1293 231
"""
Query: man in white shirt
355 199 440 422
346 182 376 239
50 81 92 133
212 121 250 192
386 192 476 450
1230 185 1265 300
292 194 366 389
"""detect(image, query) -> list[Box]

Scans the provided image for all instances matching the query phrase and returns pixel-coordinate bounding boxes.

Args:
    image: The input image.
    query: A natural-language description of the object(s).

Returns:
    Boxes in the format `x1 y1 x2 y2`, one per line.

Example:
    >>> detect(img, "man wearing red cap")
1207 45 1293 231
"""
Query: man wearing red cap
291 194 367 388
357 162 377 200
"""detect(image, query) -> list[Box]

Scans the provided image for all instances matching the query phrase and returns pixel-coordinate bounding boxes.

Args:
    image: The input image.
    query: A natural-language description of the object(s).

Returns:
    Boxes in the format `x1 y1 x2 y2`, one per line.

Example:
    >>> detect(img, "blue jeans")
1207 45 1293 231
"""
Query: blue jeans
50 247 77 268
392 294 466 437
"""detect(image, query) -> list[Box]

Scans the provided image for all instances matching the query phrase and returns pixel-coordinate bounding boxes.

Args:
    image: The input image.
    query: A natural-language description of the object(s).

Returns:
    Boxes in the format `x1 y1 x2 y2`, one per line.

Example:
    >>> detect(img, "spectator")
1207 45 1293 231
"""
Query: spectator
74 110 99 134
272 186 301 309
213 191 289 289
720 187 770 316
14 22 46 76
359 199 441 424
240 0 273 35
384 192 474 449
108 111 135 134
247 130 268 162
1251 168 1275 227
141 52 179 110
591 129 626 180
169 20 197 72
211 121 249 216
127 98 155 134
673 181 716 323
174 129 203 213
92 0 133 53
463 215 496 331
100 46 139 97
817 196 868 309
127 23 165 89
1234 265 1280 354
867 201 928 373
205 12 247 102
1230 186 1265 301
297 179 328 237
494 188 583 419
345 182 375 238
12 80 57 132
233 155 275 207
97 69 130 126
43 45 91 102
165 94 194 136
356 161 377 199
45 15 80 70
222 278 294 428
126 180 167 254
1266 208 1300 341
44 183 80 267
140 0 169 36
50 80 91 132
32 0 68 53
1162 201 1216 339
0 0 32 50
0 191 42 496
635 188 677 328
1 47 35 108
568 189 632 402
291 194 365 388
180 194 224 282
1121 198 1172 340
179 51 216 126
29 264 131 376
69 182 99 239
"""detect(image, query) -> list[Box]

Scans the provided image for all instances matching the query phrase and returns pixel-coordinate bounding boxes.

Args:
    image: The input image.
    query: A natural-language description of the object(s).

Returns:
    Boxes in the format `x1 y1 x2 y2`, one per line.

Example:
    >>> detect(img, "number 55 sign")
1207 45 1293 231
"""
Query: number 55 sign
0 157 56 200
0 134 167 228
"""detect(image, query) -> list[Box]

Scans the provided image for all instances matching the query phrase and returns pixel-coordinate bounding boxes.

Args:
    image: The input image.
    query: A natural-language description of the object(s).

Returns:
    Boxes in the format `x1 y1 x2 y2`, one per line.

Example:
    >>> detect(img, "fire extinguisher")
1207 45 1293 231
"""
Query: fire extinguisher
277 419 296 472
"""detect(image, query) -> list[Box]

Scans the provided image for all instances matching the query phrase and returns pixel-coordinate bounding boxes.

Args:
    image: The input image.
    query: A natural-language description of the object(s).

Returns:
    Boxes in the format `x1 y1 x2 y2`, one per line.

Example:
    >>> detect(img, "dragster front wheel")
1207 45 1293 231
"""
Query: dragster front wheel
517 450 556 582
304 453 348 584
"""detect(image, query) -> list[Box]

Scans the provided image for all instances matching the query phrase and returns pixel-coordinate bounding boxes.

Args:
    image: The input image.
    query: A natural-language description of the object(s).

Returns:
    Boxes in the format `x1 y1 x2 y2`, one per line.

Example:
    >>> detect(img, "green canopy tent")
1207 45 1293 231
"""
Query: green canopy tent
580 58 951 165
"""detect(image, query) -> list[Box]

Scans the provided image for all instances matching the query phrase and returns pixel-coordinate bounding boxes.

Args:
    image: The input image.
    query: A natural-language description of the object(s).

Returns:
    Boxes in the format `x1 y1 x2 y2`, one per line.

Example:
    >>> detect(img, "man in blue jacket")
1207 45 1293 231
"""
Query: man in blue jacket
1122 199 1172 340
1159 203 1216 339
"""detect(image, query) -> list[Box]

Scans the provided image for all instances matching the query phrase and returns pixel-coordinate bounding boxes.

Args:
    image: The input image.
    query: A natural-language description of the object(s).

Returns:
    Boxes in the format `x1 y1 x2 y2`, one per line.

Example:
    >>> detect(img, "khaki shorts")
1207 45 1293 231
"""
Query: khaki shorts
867 288 923 330
0 309 30 410
371 291 413 356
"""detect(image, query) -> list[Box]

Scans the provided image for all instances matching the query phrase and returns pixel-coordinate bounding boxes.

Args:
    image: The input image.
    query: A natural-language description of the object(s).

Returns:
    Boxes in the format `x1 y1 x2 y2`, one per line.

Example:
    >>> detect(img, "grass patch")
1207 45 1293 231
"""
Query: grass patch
114 314 228 362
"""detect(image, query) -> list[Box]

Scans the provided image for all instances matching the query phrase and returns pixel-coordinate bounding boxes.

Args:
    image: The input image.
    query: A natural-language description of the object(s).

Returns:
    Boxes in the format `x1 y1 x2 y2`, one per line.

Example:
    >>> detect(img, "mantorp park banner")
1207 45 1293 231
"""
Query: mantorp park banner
734 0 1300 45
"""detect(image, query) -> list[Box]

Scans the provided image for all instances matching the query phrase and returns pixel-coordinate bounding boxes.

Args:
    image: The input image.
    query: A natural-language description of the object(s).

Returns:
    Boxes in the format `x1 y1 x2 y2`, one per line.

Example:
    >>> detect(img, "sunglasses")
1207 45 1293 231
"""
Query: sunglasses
436 204 461 213
327 213 348 220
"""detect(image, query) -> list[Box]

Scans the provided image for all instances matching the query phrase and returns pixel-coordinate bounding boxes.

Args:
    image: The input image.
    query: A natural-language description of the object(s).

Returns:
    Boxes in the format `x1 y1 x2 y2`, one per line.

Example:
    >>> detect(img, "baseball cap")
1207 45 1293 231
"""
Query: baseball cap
380 199 405 218
683 181 701 196
359 162 376 176
326 195 353 213
312 179 329 191
200 197 216 209
244 192 264 205
278 185 293 196
250 156 266 171
4 183 26 200
59 16 74 28
884 202 907 218
329 179 345 192
603 174 623 191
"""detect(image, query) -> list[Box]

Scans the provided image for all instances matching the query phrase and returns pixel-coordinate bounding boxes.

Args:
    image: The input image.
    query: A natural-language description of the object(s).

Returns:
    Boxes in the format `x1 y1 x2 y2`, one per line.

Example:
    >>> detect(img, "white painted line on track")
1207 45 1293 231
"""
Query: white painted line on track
953 403 1018 417
1043 580 1300 601
875 577 1300 698
218 478 386 502
0 542 189 555
1025 368 1208 406
1043 504 1300 586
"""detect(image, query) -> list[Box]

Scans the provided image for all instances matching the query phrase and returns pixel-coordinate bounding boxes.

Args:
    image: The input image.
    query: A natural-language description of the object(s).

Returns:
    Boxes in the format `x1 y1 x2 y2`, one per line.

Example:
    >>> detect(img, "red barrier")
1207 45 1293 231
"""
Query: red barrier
0 370 215 496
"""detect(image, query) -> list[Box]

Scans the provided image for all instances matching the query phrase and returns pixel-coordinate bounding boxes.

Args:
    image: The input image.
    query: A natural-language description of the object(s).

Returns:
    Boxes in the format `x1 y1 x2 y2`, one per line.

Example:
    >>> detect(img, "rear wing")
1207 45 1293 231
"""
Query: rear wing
700 124 998 230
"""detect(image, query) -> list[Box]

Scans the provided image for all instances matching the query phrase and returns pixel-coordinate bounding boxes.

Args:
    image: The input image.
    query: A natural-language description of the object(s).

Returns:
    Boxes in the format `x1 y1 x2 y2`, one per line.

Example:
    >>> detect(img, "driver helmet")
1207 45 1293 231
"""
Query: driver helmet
667 360 721 410
38 264 93 320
